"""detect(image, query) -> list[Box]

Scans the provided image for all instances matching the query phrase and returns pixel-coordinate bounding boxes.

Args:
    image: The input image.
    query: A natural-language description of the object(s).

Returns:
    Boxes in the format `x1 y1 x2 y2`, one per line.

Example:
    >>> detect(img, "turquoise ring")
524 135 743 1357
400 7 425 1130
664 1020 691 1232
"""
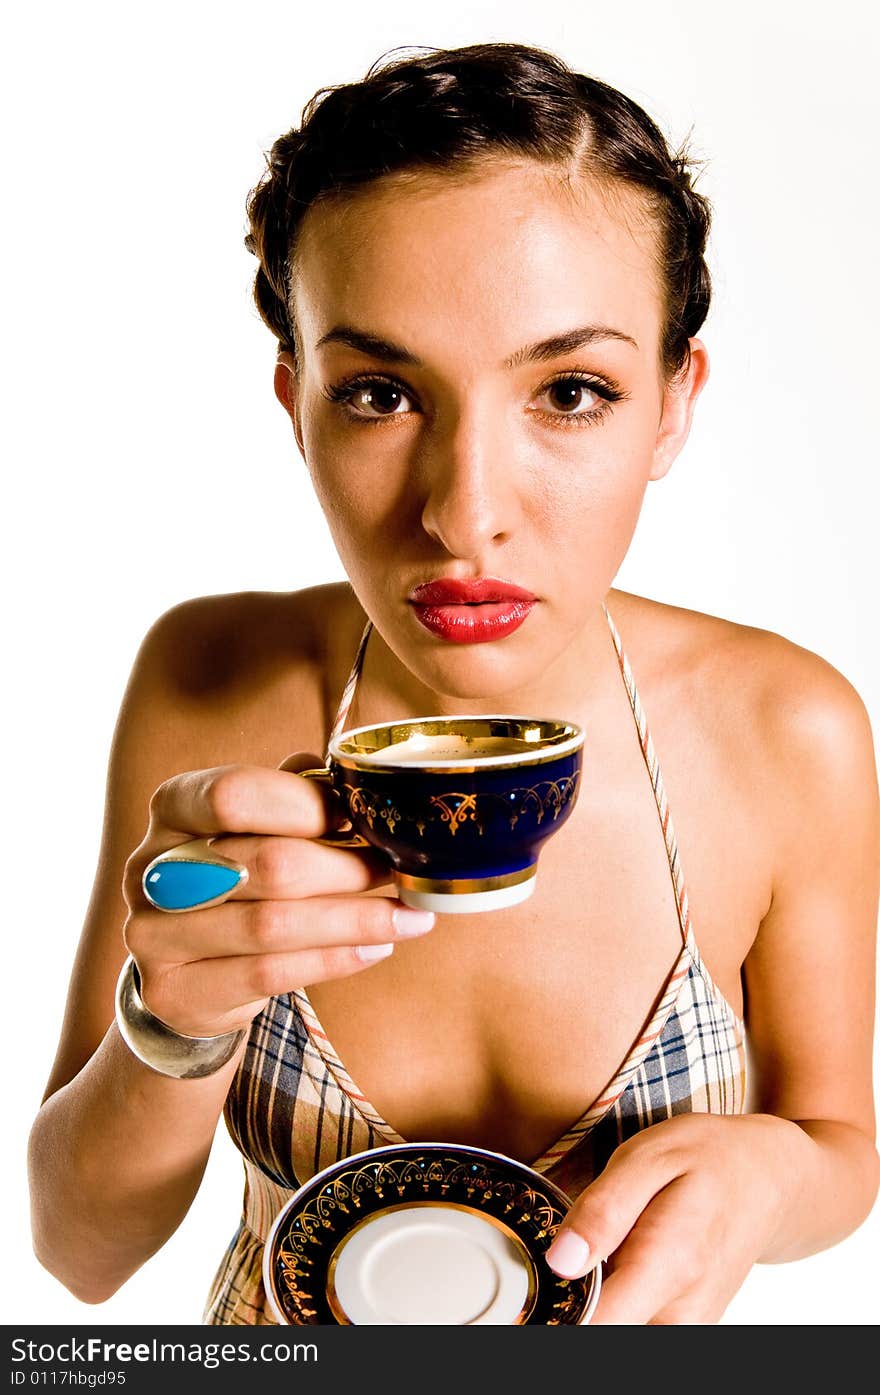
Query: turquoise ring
141 837 248 913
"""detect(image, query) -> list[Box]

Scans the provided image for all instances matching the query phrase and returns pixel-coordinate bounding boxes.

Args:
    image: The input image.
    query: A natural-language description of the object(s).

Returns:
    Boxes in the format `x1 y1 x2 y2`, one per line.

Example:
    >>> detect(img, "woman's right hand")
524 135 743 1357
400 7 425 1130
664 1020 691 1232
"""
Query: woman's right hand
121 752 435 1038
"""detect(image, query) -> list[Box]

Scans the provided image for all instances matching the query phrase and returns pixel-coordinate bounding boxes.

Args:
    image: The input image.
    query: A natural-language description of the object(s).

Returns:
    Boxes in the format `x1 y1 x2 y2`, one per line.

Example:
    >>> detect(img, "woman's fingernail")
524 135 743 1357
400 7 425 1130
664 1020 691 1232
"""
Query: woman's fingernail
356 942 395 962
545 1230 591 1277
392 908 436 937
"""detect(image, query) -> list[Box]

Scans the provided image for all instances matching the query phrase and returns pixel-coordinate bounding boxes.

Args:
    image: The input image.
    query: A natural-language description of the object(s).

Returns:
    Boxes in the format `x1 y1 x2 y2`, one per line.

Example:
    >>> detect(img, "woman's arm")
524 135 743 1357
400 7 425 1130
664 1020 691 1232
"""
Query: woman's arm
28 594 419 1304
544 637 880 1322
28 1023 244 1304
27 601 243 1302
738 640 880 1255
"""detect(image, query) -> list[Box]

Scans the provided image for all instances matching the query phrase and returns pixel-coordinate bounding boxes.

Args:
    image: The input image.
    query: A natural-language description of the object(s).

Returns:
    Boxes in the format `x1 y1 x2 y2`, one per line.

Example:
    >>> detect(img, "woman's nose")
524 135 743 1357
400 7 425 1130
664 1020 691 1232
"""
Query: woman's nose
418 408 521 558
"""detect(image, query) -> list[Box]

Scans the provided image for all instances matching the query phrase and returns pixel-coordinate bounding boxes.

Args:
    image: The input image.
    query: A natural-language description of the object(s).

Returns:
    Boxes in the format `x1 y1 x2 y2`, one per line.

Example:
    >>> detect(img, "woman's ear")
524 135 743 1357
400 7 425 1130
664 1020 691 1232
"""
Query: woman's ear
274 350 305 456
649 338 710 482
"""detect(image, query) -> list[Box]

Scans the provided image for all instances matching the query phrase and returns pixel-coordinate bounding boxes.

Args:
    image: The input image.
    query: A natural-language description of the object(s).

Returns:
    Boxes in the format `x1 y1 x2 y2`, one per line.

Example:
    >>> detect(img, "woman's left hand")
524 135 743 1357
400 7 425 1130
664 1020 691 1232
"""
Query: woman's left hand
545 1112 802 1324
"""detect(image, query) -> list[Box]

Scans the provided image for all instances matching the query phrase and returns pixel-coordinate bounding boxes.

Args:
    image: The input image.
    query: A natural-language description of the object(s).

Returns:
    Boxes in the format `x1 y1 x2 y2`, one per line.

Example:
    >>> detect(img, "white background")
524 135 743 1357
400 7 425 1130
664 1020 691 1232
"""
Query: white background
3 0 878 1326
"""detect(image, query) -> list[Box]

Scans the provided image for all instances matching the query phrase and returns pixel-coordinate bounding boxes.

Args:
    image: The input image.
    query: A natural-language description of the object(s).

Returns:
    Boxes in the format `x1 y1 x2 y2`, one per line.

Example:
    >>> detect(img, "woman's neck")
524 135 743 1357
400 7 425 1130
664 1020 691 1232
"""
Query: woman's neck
349 596 621 732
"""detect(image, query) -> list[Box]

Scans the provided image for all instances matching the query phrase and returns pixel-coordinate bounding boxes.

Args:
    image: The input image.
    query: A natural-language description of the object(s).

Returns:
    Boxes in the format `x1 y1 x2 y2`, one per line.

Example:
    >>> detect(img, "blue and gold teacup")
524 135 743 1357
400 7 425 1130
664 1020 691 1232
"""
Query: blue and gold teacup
301 716 584 914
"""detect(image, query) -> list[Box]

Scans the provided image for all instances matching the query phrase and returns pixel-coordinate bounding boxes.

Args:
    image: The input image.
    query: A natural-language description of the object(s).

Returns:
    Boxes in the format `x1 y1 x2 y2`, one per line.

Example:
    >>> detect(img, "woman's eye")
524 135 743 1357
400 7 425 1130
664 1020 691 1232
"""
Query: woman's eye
536 378 603 416
326 377 415 417
324 371 624 424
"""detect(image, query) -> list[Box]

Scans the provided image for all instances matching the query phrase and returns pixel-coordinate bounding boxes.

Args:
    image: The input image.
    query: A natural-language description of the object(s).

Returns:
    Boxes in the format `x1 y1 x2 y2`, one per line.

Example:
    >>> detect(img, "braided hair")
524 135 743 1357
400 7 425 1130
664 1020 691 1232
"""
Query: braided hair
246 42 711 380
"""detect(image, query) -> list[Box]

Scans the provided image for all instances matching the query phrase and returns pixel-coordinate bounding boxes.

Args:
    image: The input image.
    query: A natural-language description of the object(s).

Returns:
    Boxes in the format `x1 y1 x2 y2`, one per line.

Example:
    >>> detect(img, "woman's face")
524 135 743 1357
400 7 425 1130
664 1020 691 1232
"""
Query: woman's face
280 159 707 705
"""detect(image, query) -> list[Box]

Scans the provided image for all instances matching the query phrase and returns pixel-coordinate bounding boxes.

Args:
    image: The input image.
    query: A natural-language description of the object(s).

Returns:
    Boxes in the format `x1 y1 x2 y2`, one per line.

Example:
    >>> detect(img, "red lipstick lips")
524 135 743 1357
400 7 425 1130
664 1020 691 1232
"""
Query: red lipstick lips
409 577 537 644
410 578 536 605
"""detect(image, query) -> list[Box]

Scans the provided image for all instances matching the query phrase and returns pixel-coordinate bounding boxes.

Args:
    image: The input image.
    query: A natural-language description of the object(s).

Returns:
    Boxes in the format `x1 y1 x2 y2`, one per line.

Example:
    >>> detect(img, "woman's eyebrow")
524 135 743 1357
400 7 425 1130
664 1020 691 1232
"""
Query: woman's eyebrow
315 322 638 367
506 324 638 365
316 326 420 363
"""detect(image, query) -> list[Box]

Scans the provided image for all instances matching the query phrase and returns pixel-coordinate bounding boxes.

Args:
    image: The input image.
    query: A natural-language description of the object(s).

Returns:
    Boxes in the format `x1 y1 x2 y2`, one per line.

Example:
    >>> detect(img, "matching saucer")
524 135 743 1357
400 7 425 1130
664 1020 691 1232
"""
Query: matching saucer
263 1142 601 1326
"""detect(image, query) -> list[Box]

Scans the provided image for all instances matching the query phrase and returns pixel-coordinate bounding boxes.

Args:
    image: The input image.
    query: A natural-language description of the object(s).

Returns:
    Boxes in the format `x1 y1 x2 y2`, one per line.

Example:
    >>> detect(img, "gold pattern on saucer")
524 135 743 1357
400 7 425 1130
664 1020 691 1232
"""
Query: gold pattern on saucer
270 1150 593 1325
323 1201 539 1325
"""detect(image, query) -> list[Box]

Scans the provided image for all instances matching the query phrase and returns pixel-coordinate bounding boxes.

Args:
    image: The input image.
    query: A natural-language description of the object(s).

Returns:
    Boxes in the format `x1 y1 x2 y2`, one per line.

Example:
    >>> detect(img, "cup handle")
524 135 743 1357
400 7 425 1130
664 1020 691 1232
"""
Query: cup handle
297 767 371 848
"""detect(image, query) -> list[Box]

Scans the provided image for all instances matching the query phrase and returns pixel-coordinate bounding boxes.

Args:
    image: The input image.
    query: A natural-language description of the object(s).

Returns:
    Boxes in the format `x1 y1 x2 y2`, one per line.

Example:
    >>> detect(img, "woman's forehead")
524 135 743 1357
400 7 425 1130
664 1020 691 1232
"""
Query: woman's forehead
292 162 663 367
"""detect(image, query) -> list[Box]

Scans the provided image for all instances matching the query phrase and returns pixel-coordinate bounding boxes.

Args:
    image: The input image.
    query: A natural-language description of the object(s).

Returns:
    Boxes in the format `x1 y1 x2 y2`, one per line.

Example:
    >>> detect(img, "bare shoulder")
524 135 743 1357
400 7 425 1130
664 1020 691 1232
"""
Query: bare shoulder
138 581 354 704
615 589 874 740
120 580 366 775
612 588 879 834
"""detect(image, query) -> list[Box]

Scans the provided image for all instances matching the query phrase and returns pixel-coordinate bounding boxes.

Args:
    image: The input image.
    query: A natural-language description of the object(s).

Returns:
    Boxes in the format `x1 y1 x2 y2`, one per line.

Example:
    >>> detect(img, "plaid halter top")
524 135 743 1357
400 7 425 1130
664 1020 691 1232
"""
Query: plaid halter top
204 605 746 1324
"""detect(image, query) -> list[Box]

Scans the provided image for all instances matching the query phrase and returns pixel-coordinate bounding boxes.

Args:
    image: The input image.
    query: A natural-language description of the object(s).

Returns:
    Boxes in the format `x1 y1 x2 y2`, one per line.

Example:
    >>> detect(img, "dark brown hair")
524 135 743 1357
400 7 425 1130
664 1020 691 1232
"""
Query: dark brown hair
245 41 712 380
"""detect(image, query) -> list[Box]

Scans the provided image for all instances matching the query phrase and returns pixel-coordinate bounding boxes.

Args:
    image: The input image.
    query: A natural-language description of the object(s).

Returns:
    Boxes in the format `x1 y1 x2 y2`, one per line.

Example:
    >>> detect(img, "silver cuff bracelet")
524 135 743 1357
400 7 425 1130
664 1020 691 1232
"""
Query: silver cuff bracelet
114 955 246 1080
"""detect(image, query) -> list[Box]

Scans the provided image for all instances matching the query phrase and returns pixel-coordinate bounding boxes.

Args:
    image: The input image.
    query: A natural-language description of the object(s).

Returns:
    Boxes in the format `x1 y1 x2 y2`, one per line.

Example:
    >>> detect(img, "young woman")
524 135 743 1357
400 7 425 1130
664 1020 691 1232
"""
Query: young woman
27 40 879 1325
